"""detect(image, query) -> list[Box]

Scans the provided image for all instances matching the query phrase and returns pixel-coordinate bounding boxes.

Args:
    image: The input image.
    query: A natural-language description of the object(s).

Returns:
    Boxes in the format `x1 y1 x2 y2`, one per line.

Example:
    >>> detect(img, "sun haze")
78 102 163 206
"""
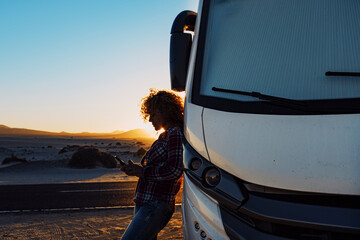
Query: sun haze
0 0 197 134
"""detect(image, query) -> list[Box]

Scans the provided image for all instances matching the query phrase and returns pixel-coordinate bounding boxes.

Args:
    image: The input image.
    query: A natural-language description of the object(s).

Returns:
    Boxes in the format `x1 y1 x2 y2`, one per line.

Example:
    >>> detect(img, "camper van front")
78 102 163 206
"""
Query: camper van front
171 0 360 239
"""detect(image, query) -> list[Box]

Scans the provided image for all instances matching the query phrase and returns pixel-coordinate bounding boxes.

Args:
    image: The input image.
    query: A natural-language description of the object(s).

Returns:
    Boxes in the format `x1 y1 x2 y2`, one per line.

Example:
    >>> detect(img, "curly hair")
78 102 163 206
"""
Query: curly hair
140 89 184 128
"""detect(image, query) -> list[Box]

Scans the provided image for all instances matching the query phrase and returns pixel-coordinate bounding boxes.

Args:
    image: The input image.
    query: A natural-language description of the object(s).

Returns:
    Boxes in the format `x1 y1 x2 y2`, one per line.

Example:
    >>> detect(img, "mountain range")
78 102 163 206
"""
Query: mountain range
0 125 154 139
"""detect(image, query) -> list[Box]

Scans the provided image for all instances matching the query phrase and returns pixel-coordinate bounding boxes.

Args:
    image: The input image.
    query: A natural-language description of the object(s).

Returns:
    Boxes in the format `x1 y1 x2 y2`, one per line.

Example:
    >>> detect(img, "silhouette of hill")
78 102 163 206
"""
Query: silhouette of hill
114 129 153 139
0 125 153 138
0 125 58 136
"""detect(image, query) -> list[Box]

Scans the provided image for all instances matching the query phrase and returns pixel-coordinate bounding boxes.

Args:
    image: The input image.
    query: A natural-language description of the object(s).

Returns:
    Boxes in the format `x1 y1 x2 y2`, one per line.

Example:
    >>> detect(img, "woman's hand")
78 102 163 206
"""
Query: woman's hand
120 160 144 178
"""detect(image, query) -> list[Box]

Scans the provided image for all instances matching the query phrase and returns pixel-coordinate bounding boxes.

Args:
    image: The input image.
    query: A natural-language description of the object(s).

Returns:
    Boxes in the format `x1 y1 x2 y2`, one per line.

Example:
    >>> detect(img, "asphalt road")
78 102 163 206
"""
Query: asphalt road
0 182 138 211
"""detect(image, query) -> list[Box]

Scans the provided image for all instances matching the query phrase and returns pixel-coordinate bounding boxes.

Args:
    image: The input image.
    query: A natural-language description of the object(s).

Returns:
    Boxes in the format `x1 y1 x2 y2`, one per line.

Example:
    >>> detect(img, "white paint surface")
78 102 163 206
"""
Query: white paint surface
203 109 360 195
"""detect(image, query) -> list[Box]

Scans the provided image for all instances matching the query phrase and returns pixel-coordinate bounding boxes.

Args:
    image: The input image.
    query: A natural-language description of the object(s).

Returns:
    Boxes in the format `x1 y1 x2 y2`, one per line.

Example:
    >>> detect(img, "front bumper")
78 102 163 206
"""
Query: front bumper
182 173 230 240
182 141 360 240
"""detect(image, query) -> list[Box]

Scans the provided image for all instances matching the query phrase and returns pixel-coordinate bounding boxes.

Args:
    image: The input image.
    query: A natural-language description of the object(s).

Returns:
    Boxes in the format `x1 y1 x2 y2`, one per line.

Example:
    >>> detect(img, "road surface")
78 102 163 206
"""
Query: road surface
0 182 138 211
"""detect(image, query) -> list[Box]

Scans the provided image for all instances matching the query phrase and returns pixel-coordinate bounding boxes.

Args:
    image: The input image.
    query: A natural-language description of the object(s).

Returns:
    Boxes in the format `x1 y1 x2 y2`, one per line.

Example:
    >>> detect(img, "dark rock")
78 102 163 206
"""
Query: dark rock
0 147 12 155
67 147 117 169
136 147 147 156
2 155 28 165
58 145 81 154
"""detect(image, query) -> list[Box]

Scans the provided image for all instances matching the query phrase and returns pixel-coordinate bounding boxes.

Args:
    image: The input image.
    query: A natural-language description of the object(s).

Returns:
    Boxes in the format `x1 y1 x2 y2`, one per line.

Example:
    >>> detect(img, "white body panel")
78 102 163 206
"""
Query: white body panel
183 0 209 161
182 174 229 240
184 102 209 160
203 108 360 195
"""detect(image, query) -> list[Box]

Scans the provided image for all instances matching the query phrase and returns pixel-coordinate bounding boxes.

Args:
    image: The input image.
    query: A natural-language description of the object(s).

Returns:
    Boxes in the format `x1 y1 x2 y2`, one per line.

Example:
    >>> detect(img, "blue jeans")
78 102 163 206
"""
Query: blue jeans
121 201 174 240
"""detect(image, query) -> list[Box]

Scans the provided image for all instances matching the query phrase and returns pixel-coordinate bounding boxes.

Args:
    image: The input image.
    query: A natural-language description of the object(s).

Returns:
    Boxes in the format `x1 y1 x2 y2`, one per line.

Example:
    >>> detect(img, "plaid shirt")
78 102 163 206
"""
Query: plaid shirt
134 126 183 206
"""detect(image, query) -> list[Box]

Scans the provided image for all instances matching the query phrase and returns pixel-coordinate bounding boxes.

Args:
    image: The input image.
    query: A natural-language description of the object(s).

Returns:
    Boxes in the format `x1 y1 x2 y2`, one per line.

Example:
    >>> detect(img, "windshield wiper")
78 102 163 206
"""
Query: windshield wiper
212 87 307 107
326 71 360 77
212 87 360 113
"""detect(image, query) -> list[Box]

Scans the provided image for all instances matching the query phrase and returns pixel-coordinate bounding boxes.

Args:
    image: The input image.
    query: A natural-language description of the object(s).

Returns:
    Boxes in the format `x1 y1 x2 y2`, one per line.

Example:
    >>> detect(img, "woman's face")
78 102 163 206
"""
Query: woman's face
149 110 164 131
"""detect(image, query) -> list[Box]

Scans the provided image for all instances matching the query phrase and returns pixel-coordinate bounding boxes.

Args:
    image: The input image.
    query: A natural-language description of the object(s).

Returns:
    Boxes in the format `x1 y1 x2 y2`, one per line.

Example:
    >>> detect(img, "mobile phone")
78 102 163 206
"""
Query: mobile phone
114 156 126 166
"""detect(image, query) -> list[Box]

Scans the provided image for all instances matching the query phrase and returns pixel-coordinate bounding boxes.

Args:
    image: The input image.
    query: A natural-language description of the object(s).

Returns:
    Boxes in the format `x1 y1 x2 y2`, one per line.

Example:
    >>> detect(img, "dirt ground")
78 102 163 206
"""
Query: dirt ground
0 206 183 240
0 137 184 239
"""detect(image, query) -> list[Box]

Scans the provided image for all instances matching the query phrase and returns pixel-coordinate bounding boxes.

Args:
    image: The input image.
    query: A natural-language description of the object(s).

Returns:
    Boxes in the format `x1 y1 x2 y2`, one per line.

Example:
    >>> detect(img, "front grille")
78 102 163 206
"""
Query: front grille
243 181 360 209
226 208 360 240
220 183 360 240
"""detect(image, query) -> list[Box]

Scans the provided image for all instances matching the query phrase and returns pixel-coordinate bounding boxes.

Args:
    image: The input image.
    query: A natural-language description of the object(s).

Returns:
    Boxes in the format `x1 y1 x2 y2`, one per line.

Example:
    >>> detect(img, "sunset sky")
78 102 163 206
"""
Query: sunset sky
0 0 197 134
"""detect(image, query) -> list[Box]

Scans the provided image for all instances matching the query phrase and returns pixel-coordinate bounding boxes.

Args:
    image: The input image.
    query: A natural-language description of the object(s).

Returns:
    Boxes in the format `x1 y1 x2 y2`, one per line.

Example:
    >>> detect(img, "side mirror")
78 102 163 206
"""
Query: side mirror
170 11 197 92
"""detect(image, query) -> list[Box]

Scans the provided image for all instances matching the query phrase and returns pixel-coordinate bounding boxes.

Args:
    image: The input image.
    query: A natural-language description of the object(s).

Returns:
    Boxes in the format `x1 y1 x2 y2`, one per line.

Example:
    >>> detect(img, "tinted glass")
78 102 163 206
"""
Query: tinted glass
200 0 360 101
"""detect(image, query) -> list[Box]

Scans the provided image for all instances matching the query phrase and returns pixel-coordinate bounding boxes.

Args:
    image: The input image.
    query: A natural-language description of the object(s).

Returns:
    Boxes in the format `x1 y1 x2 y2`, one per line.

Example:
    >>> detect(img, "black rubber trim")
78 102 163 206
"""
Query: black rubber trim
247 188 360 209
170 10 197 34
326 71 360 77
192 95 360 115
240 194 360 233
220 208 290 240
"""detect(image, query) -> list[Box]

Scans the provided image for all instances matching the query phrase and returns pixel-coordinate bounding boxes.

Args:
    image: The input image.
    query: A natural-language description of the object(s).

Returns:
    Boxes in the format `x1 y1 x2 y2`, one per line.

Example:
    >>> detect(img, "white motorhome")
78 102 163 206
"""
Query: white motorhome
170 0 360 239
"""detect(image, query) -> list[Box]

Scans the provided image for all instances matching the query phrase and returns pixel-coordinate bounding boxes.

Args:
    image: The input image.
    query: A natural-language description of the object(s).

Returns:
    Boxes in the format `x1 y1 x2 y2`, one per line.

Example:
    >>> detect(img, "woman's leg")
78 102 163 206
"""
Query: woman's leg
121 201 174 240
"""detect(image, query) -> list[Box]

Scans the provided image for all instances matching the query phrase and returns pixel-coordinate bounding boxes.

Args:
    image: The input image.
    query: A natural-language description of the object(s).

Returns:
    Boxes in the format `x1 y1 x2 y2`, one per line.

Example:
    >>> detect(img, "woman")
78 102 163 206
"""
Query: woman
121 89 184 240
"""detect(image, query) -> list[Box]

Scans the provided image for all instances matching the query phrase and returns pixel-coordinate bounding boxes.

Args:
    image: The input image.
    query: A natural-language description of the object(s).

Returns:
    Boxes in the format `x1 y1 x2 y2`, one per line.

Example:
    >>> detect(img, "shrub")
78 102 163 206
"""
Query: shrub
67 147 117 169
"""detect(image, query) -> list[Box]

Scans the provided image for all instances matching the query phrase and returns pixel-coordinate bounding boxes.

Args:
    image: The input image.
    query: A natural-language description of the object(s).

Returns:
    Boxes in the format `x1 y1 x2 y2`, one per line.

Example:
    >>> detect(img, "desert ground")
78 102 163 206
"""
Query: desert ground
0 135 155 184
0 206 183 240
0 135 184 239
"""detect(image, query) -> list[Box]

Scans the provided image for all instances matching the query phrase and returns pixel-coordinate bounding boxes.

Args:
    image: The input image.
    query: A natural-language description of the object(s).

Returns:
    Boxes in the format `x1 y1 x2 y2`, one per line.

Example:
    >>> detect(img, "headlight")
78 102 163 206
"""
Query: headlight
204 167 221 187
190 158 202 170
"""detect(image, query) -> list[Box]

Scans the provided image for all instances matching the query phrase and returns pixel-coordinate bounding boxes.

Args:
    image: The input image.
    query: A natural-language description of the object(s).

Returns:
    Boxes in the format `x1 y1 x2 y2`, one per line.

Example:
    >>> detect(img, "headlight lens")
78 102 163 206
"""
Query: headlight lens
190 158 202 170
204 167 221 187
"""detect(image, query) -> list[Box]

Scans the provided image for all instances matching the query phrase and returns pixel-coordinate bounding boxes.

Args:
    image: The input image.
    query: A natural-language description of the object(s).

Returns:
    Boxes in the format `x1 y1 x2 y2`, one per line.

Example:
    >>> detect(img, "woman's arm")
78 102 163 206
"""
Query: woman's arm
121 160 144 178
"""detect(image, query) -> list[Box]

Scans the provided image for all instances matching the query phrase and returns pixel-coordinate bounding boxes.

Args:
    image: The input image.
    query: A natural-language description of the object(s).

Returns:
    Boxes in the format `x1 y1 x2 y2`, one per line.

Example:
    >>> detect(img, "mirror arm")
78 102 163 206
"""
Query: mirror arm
171 10 197 34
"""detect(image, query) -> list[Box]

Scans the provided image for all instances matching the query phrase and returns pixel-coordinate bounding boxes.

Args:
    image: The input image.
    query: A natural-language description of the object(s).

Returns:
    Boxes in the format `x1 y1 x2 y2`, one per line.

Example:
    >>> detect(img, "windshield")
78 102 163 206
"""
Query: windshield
196 0 360 105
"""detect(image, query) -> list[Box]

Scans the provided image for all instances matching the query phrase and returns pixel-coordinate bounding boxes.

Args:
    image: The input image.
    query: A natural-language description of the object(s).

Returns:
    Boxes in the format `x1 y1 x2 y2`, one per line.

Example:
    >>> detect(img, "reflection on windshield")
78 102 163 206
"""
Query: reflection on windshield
199 0 360 102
